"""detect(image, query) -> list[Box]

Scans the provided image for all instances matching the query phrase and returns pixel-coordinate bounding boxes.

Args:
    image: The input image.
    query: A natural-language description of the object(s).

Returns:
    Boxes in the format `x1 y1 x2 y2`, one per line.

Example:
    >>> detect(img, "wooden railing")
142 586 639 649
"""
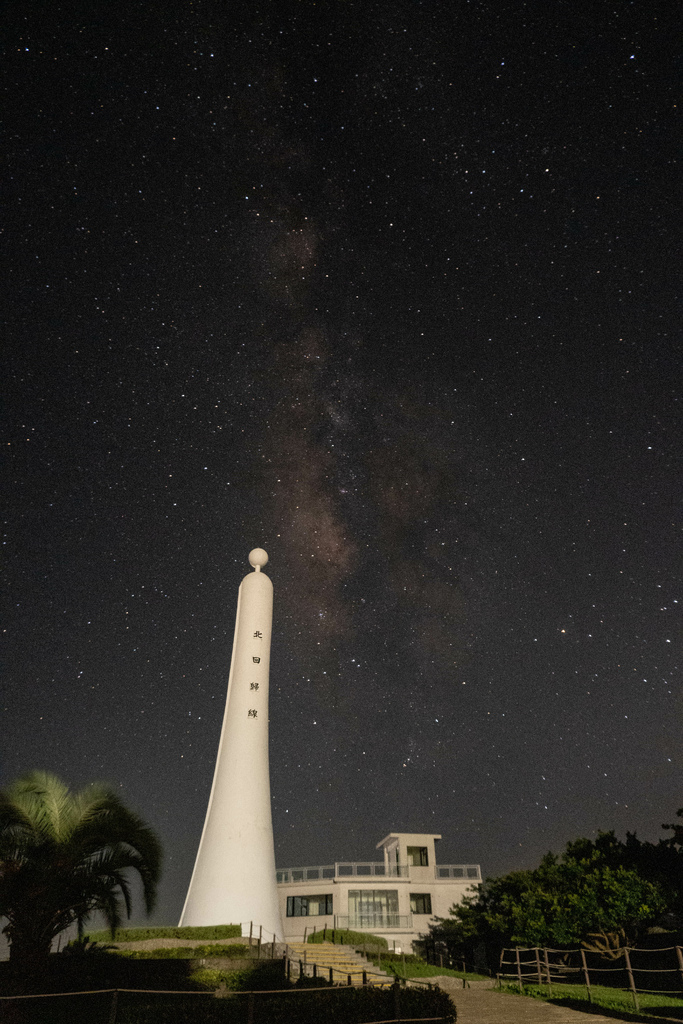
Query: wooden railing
498 943 683 1012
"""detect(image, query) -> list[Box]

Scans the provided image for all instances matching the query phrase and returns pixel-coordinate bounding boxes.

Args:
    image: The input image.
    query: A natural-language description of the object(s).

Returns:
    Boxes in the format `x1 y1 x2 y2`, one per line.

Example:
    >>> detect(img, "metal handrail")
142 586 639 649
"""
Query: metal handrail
277 862 482 882
335 914 413 930
433 865 481 879
277 862 409 881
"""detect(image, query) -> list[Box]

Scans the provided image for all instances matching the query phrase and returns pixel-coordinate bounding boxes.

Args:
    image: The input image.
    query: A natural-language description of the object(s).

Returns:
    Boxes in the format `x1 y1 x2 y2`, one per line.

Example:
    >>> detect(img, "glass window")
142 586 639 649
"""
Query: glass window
467 867 479 878
410 893 432 915
348 890 399 921
286 894 333 917
407 846 429 866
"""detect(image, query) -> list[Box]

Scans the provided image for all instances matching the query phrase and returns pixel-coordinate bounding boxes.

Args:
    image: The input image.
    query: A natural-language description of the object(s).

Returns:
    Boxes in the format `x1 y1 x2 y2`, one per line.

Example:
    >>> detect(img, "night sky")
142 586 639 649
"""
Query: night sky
4 0 680 929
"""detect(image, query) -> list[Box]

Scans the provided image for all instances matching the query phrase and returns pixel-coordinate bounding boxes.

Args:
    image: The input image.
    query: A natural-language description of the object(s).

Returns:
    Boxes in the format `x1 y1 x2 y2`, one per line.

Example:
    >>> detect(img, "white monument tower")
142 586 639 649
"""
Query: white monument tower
179 548 283 939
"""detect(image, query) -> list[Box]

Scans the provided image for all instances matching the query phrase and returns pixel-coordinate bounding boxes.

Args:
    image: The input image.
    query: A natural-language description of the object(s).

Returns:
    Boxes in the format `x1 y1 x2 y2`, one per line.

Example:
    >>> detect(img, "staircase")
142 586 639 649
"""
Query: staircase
286 941 393 987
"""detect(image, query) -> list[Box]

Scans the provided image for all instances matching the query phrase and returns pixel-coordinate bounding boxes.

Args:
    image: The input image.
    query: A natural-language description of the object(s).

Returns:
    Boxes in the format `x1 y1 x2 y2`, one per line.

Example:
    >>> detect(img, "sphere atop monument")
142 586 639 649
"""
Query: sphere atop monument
248 548 269 570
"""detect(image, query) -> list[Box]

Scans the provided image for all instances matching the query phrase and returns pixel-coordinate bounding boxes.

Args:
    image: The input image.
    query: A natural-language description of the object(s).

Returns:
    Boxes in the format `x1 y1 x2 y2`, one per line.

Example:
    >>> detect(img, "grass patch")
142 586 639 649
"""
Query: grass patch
368 954 489 981
116 943 251 960
501 981 683 1021
307 928 387 949
385 958 491 983
87 924 242 942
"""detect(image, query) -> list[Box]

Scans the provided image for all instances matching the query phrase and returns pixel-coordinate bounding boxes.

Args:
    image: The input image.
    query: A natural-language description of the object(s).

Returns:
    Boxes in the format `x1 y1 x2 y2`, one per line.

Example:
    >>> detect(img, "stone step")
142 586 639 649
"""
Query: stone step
286 941 393 987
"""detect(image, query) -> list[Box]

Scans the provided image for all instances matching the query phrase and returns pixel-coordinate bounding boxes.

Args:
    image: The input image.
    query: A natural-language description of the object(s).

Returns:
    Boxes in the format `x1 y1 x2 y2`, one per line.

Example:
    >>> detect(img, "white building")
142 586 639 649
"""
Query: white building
277 832 480 952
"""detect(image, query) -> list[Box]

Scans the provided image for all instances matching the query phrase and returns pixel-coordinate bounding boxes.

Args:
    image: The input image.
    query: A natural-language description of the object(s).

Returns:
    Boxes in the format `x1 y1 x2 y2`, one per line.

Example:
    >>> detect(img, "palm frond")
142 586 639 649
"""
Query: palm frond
0 772 162 960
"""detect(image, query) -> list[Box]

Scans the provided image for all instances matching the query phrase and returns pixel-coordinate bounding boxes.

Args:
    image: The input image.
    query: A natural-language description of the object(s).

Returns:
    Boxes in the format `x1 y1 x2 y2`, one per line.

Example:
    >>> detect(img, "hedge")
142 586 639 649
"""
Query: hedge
87 924 242 943
307 927 388 949
116 943 251 960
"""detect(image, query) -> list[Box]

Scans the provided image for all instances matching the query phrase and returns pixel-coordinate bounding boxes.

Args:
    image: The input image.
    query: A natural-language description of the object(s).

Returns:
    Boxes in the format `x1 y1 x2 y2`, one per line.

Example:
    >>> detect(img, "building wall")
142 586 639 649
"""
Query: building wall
277 832 480 952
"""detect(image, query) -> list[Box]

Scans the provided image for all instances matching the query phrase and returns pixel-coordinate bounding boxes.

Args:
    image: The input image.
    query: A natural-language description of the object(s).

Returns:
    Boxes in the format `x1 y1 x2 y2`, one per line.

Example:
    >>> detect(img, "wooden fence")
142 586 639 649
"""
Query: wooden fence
498 944 683 1012
0 981 454 1024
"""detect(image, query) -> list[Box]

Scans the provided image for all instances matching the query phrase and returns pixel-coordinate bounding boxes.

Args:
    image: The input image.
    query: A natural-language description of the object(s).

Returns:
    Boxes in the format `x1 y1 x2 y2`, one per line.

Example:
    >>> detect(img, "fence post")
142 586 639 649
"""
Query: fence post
363 970 367 986
676 947 683 995
272 937 276 959
249 921 253 947
393 976 402 1019
623 947 639 1012
330 966 334 984
108 989 118 1024
313 963 317 979
247 992 255 1024
579 948 592 1003
515 946 523 992
347 973 352 986
535 947 542 986
258 925 262 959
543 947 553 995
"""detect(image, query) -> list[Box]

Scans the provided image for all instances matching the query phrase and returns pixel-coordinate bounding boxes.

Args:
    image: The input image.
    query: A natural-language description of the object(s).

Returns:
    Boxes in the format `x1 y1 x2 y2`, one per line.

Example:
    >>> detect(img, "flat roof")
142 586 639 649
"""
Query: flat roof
376 832 442 849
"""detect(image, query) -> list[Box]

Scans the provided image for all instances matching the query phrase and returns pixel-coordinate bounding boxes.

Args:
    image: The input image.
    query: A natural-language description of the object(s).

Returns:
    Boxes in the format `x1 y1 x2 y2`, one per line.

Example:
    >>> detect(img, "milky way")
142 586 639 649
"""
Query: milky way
3 0 679 927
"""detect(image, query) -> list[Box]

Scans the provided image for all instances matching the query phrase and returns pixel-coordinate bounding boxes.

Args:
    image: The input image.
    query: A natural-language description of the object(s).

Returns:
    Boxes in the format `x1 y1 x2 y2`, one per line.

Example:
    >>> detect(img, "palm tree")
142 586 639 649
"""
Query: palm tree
0 771 162 961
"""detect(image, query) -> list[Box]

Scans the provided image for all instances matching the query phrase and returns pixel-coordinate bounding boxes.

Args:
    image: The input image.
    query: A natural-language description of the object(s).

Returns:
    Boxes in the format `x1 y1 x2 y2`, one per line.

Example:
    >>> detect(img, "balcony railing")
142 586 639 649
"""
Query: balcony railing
276 862 481 883
435 864 481 880
335 914 413 931
276 862 409 883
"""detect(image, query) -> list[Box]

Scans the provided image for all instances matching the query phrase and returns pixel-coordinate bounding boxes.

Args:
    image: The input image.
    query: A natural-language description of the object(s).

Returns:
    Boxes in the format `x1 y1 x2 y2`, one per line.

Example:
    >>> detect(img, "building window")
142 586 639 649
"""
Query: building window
407 846 429 866
348 890 399 927
410 893 432 915
286 894 333 917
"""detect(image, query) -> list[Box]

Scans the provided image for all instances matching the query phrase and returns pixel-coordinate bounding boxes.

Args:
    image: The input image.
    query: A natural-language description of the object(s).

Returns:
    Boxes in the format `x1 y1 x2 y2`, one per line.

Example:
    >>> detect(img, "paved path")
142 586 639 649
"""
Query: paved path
418 978 636 1023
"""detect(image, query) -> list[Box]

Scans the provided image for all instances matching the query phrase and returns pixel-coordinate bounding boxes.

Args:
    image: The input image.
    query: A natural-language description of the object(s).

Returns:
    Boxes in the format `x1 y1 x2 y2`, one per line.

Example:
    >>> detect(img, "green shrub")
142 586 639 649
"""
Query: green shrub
116 943 251 960
190 961 285 991
111 981 455 1022
87 924 242 942
307 928 388 949
190 967 246 990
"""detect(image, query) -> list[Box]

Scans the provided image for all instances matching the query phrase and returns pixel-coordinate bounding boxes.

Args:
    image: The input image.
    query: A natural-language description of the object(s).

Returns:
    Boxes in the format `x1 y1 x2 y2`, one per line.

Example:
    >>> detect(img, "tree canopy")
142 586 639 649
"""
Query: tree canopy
421 811 681 968
0 771 162 960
